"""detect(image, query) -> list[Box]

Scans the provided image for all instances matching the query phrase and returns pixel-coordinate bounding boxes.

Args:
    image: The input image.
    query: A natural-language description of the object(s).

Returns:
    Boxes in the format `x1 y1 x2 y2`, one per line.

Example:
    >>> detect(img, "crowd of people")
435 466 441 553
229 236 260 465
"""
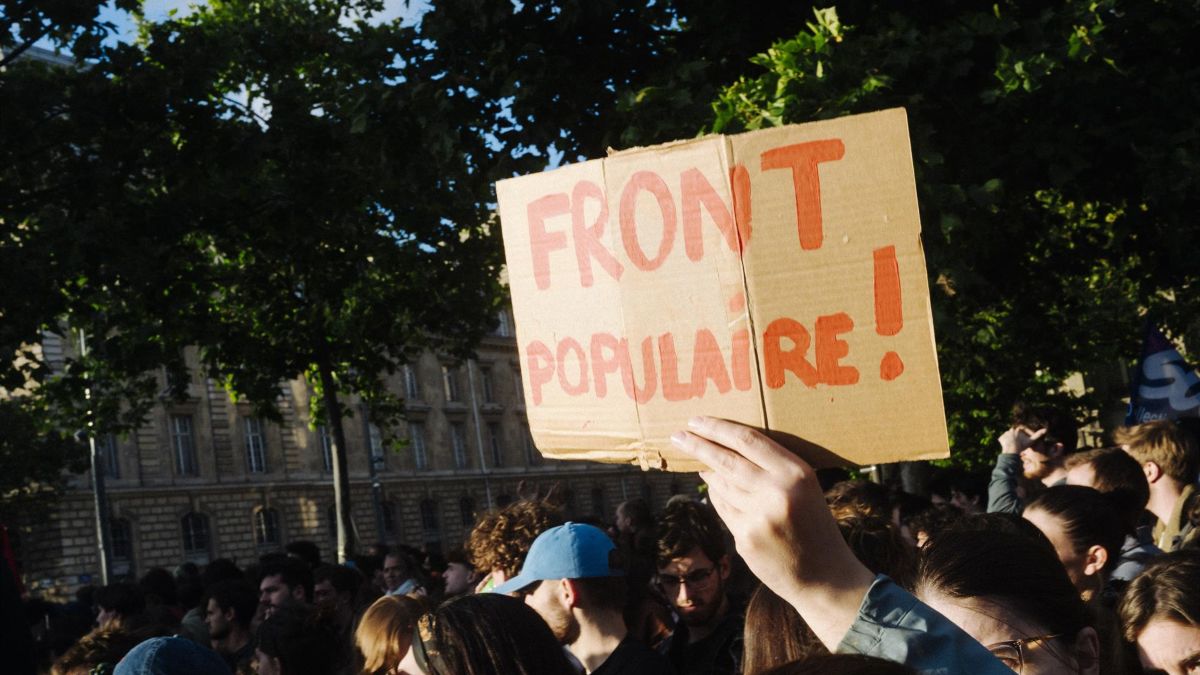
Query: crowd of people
6 408 1200 674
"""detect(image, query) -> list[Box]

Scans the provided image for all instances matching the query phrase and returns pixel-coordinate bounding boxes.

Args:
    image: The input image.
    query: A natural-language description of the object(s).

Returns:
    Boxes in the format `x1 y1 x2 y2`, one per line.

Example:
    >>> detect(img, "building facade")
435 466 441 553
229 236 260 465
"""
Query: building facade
13 319 697 600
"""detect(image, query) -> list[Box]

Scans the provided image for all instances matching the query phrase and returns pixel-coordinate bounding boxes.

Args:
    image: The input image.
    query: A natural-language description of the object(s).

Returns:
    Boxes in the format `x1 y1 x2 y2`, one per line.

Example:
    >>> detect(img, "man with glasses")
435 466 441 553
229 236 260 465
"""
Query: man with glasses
656 500 742 675
988 403 1079 514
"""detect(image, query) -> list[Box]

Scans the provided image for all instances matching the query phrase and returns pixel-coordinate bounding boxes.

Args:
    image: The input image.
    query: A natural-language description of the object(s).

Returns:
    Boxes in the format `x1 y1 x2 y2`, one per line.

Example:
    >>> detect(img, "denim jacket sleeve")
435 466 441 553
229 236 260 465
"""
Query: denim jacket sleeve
836 576 1012 675
987 452 1024 514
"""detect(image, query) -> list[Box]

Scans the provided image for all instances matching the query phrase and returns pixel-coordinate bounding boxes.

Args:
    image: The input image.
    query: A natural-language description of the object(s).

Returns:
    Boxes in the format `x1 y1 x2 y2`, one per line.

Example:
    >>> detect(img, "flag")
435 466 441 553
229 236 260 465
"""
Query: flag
1126 324 1200 425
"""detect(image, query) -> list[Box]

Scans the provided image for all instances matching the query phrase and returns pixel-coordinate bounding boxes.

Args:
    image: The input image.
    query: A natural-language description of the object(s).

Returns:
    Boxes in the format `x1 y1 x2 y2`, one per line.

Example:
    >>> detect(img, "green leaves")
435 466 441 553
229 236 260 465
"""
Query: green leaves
705 0 1200 468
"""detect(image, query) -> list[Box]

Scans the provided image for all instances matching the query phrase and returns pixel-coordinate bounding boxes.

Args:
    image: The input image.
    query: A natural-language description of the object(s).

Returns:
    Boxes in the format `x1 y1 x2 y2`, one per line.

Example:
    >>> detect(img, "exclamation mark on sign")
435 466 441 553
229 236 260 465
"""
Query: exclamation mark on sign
873 245 905 381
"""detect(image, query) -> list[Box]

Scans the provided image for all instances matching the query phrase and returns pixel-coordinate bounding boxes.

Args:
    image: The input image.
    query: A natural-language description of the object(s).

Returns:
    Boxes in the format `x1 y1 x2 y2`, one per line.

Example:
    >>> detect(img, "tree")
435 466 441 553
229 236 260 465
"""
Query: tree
419 0 1199 469
0 0 137 67
709 2 1200 467
418 0 823 161
2 0 507 560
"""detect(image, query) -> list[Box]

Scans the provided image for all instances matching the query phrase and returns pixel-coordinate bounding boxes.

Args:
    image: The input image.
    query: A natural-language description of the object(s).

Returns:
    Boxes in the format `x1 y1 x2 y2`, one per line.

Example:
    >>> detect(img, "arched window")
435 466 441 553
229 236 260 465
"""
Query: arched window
181 513 211 563
254 508 280 546
458 496 476 528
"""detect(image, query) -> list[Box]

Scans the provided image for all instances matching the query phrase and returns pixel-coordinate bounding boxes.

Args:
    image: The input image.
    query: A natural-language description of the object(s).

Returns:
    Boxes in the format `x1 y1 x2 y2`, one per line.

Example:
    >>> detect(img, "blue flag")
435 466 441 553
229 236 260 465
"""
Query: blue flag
1126 325 1200 425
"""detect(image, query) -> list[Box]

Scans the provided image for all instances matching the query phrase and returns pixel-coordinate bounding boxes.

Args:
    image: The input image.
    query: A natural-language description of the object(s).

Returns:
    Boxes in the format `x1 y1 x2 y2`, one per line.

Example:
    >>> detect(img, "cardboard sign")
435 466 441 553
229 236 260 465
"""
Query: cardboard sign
497 108 948 471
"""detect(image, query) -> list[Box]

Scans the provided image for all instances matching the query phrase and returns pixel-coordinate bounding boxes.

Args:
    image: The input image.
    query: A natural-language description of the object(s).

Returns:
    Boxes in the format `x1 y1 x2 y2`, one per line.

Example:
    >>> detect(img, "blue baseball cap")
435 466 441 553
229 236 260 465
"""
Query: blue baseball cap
114 637 232 675
493 522 620 594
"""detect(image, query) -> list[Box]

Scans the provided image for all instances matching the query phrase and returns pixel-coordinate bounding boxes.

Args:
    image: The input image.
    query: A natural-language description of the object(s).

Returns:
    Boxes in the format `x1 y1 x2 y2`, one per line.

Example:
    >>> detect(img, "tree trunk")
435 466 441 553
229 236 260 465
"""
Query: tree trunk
316 354 356 562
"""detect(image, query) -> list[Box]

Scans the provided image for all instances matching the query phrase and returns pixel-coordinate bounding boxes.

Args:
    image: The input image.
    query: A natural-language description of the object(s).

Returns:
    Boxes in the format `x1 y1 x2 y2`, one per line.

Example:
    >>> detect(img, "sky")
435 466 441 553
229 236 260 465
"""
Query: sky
94 0 430 46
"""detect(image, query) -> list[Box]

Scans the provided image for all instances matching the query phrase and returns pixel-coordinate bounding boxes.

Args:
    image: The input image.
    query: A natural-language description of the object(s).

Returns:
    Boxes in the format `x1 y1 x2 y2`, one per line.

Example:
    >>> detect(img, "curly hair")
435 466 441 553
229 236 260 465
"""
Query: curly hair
466 499 563 577
52 625 169 675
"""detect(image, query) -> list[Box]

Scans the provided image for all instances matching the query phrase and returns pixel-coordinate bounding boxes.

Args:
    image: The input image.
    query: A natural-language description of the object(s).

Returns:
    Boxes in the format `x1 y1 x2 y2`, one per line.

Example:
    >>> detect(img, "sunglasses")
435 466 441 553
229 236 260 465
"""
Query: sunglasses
657 566 717 589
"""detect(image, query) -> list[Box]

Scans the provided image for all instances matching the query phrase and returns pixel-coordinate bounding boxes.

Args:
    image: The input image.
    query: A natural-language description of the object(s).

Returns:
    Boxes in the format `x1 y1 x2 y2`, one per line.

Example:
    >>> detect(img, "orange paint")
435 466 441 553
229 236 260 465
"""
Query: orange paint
555 337 589 395
881 352 905 381
690 328 733 397
589 332 624 398
873 245 904 381
619 336 658 404
619 171 677 271
731 327 753 391
763 317 818 388
815 313 859 385
872 245 902 336
571 180 622 287
526 340 556 405
681 168 740 261
730 163 752 249
760 139 845 251
658 332 692 401
728 292 746 314
527 193 570 290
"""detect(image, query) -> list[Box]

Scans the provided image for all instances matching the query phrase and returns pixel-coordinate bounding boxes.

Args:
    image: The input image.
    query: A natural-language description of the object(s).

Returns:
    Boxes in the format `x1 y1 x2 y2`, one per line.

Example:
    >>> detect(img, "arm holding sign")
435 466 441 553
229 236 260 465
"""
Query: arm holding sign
672 417 1010 674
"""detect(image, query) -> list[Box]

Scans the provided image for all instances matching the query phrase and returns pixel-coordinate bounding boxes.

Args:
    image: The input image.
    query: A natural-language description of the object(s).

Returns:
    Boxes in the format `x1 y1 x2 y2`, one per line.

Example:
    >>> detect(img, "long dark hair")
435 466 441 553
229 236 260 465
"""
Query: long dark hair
257 605 342 675
1026 485 1126 576
916 523 1091 639
416 593 576 675
742 584 827 674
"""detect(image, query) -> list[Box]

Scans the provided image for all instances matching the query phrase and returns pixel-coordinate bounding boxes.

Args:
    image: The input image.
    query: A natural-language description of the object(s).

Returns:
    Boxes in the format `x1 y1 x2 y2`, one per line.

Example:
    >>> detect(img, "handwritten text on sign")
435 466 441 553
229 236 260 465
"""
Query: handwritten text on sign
497 108 948 471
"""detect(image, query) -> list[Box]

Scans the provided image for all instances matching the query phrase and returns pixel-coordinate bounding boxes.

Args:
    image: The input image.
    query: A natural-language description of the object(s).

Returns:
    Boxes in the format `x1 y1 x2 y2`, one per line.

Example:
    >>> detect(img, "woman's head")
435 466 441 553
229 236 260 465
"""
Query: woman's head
837 516 917 589
401 593 575 675
1024 485 1125 596
356 595 423 674
916 526 1098 675
742 584 827 674
255 605 341 675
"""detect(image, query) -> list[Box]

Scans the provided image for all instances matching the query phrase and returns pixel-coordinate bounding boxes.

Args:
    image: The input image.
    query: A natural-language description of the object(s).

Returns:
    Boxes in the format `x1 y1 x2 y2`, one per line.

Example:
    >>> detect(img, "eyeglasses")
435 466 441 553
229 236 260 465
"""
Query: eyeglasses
986 633 1064 673
657 567 717 589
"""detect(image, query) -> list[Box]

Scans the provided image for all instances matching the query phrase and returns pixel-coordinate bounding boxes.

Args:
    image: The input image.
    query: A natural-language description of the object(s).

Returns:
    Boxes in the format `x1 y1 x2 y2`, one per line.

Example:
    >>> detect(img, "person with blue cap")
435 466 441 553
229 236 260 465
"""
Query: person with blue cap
113 636 232 675
495 522 674 675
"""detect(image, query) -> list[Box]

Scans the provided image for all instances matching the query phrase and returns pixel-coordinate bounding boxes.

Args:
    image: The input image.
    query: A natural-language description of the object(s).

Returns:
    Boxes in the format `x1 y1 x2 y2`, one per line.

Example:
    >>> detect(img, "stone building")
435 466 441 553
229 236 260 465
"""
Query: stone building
13 315 697 600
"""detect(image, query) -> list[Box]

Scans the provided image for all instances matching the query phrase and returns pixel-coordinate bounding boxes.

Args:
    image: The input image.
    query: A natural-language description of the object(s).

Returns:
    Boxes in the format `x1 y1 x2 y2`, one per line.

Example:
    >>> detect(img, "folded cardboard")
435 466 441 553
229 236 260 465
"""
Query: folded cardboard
497 108 948 471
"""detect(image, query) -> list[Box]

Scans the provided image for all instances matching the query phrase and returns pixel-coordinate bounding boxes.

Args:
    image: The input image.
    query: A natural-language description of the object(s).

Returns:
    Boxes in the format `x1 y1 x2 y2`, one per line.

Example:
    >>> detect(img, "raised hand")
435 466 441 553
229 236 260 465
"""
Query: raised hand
671 416 875 650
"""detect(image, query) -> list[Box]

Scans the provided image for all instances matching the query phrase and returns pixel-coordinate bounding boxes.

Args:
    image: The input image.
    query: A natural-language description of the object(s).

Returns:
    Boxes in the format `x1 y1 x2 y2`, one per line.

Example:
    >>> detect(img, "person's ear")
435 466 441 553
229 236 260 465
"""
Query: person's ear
1143 461 1162 484
1082 545 1108 578
560 578 579 609
292 585 306 603
1071 626 1101 675
223 606 236 622
718 554 731 581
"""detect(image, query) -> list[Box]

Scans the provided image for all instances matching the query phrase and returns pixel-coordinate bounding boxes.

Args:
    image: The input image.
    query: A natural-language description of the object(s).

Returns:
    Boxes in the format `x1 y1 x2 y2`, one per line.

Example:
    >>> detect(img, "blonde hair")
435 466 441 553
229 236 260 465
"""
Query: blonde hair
355 594 422 673
1116 420 1198 483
